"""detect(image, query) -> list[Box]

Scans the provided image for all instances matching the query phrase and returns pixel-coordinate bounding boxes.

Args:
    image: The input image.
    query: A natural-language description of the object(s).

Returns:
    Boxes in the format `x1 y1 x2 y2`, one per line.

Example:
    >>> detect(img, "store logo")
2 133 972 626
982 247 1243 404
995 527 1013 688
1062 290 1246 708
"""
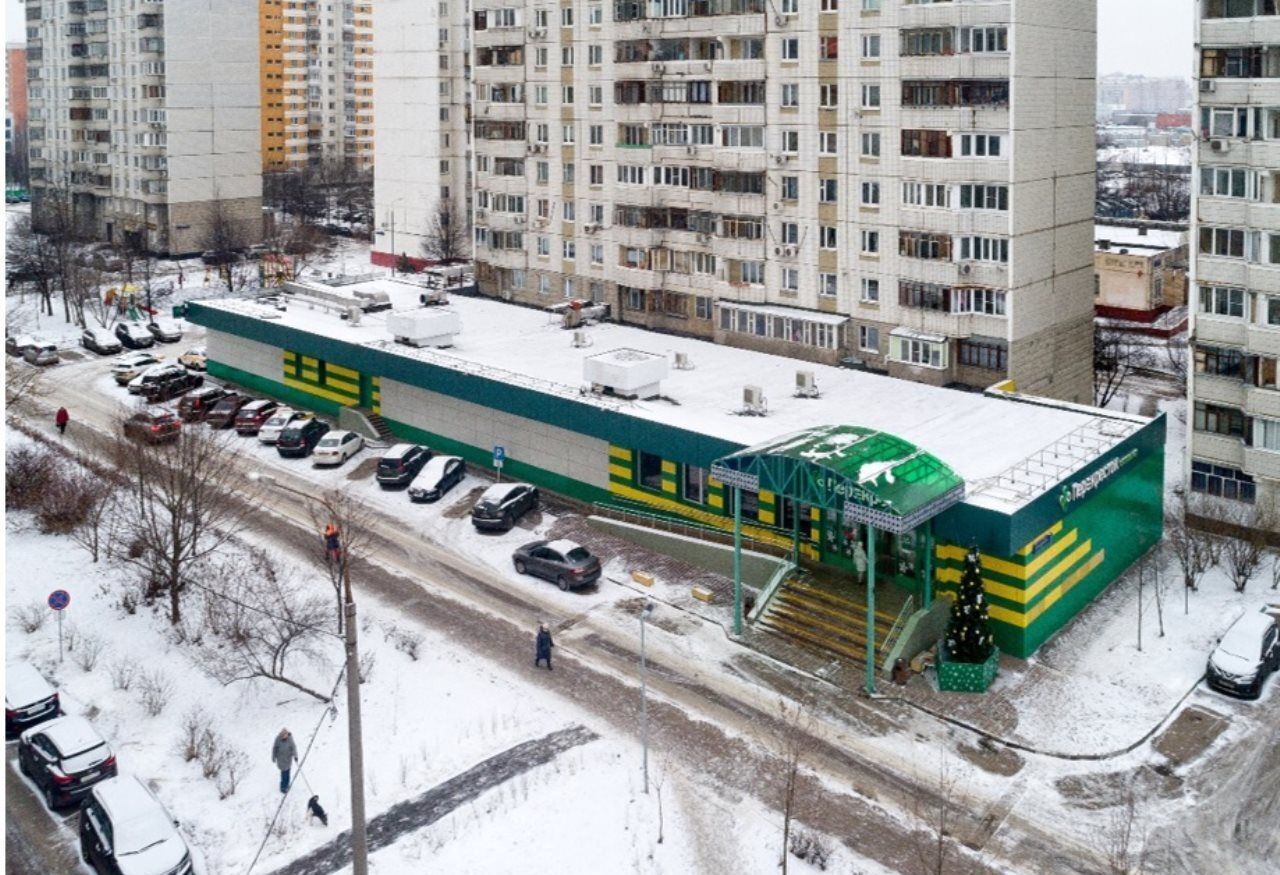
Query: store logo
1059 448 1140 512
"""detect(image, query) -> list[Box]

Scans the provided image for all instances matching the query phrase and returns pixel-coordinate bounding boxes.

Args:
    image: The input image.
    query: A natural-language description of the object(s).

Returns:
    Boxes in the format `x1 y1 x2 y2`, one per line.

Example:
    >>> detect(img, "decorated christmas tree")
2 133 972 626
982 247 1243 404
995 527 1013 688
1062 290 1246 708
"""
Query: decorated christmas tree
945 546 995 663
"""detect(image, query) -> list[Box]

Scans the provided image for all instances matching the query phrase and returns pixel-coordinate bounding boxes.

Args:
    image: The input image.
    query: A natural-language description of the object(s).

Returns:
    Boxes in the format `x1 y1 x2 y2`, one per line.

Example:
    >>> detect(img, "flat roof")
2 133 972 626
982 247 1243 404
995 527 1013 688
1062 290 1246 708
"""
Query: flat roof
196 279 1153 514
1095 224 1187 253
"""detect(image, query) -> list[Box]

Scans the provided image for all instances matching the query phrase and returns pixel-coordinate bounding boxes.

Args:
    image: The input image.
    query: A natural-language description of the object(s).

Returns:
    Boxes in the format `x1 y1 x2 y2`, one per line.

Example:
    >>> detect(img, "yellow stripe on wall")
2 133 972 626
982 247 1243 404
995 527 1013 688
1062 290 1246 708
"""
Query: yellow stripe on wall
301 356 318 368
937 529 1080 582
1025 551 1106 625
661 460 678 474
1017 521 1064 556
283 377 360 407
608 463 632 480
325 376 359 395
327 363 359 379
607 482 791 549
283 350 297 362
708 494 724 509
937 540 1094 608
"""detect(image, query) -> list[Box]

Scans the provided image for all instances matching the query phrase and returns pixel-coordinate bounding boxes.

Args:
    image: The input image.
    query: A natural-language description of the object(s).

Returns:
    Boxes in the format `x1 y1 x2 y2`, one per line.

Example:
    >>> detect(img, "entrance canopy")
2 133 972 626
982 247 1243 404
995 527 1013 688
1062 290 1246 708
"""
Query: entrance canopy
711 425 965 534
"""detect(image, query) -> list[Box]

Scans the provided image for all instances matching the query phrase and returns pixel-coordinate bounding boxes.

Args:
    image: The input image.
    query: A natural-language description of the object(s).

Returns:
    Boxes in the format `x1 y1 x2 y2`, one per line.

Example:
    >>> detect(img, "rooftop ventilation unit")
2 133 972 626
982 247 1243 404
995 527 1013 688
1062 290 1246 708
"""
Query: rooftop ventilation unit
584 348 669 400
572 330 592 348
742 385 767 416
673 351 694 370
795 371 819 399
387 308 461 348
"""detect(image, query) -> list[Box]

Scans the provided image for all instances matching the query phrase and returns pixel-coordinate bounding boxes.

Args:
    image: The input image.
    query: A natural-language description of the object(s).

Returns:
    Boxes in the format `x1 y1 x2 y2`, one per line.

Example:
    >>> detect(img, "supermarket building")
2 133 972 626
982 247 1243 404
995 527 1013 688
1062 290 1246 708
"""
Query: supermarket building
185 278 1165 665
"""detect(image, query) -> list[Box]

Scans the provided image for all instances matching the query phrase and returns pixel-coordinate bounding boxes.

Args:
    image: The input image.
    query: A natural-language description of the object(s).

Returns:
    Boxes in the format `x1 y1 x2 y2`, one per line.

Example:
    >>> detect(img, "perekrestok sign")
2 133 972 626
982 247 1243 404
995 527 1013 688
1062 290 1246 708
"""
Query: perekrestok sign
1059 448 1140 512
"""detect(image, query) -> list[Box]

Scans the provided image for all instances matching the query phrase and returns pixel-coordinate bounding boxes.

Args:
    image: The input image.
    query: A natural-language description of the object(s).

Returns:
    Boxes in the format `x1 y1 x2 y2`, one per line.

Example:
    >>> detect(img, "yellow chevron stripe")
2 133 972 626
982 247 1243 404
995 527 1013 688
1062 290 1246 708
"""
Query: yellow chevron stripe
608 463 631 480
326 363 359 379
937 529 1080 582
1026 551 1106 625
1017 521 1065 556
936 540 1093 608
284 377 360 407
324 376 359 395
607 482 791 548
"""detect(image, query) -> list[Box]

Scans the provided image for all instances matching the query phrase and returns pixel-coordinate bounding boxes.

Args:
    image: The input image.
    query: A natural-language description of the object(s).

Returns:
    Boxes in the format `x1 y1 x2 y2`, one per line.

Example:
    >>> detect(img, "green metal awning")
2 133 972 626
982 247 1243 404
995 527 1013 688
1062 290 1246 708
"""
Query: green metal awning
710 425 965 534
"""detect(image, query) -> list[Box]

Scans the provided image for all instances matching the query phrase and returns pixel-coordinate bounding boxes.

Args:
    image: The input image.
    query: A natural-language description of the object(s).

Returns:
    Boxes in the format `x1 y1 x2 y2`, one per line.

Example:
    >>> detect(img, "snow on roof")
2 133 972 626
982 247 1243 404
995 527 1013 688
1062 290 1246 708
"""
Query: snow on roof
41 716 104 755
1097 145 1191 167
545 539 584 555
5 662 54 707
718 299 849 326
197 282 1154 514
1095 224 1187 253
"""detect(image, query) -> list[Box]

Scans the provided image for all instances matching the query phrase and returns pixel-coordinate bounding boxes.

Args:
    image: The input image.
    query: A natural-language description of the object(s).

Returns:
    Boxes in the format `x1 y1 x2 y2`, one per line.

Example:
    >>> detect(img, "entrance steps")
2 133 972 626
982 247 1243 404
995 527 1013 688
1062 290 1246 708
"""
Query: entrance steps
756 576 898 666
340 406 395 444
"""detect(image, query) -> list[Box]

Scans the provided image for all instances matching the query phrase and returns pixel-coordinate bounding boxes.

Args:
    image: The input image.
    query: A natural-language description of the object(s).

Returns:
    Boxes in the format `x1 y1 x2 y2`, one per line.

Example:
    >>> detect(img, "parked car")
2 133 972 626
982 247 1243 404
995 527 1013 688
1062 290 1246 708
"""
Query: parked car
146 320 183 343
512 539 602 591
114 321 155 350
23 342 60 366
257 408 308 444
6 663 60 739
471 482 539 532
80 327 123 356
276 418 330 458
18 716 117 809
177 386 229 422
233 399 280 435
177 347 207 371
6 334 37 357
313 430 364 466
111 351 164 386
200 249 240 266
123 410 182 444
1206 610 1280 699
141 370 204 404
204 394 250 429
375 443 431 488
128 363 188 396
408 455 466 503
79 775 196 875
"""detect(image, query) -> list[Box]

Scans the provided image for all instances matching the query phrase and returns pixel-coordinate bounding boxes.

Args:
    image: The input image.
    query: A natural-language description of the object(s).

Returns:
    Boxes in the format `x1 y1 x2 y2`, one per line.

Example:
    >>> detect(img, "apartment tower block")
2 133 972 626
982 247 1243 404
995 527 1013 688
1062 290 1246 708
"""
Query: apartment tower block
24 0 263 255
467 0 1095 400
1189 0 1280 516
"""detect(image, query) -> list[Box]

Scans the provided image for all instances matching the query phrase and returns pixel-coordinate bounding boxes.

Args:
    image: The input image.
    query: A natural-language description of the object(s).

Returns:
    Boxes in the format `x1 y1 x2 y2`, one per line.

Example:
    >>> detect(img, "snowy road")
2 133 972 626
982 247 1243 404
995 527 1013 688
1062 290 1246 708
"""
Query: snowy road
5 746 87 875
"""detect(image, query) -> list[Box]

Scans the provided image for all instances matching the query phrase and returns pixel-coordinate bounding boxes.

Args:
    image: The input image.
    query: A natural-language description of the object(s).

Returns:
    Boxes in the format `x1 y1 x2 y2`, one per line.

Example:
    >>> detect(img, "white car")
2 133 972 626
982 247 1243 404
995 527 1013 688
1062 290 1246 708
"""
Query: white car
312 430 364 466
80 775 195 875
127 363 184 394
258 408 307 444
6 662 59 738
147 320 184 343
111 351 164 385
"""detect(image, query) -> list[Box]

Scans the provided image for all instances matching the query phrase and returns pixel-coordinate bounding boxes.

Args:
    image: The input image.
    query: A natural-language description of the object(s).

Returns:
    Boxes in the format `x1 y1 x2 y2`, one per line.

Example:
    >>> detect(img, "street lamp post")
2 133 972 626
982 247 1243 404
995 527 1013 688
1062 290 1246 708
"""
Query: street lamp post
640 599 653 795
248 472 368 875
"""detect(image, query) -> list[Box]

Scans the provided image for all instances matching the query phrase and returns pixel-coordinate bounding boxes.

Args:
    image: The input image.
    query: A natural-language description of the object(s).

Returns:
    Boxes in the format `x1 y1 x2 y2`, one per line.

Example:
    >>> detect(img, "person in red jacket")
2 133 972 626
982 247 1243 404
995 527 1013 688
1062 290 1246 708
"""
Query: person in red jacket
55 407 69 436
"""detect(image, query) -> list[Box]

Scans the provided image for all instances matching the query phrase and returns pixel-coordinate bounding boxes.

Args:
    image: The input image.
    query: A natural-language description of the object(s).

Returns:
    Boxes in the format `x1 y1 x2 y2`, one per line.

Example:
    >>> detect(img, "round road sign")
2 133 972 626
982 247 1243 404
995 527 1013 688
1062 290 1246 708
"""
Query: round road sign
47 589 71 611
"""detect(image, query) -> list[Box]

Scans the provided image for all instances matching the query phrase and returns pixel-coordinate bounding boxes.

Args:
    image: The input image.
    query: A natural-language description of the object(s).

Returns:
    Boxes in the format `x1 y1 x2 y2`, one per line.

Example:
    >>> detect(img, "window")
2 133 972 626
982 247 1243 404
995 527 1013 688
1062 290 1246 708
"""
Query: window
638 452 664 490
564 164 576 184
901 28 952 56
952 288 1007 316
820 36 839 60
782 37 799 61
861 230 880 254
722 126 765 148
1204 0 1278 17
740 261 765 285
563 240 576 259
819 178 838 203
537 237 550 256
959 184 1009 211
958 338 1008 371
902 181 949 207
781 83 799 107
588 45 603 65
1255 417 1280 453
961 26 1008 53
696 296 713 320
1193 402 1246 437
861 181 881 206
781 222 799 244
900 231 952 260
859 325 880 352
861 84 881 108
1203 106 1251 138
782 267 800 293
1199 227 1247 258
1191 460 1256 503
683 465 707 504
590 164 604 185
591 244 604 265
820 84 839 108
861 132 881 157
781 129 800 153
902 129 952 158
890 333 946 368
819 131 837 154
1200 166 1257 199
861 278 880 302
862 35 881 58
781 176 799 200
958 236 1010 263
1199 285 1247 317
819 273 838 297
1195 345 1245 378
958 133 1002 157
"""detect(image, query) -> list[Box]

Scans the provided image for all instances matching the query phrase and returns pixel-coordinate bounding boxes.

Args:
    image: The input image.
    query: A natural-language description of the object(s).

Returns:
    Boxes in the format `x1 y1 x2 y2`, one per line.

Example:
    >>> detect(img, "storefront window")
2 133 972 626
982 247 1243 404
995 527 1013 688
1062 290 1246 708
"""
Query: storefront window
638 451 663 490
683 465 706 504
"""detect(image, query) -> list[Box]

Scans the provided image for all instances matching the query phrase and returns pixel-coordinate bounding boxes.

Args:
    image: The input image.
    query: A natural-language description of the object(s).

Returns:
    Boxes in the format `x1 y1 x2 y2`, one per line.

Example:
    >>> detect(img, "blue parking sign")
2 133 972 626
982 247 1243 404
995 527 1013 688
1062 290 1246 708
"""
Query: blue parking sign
493 445 505 466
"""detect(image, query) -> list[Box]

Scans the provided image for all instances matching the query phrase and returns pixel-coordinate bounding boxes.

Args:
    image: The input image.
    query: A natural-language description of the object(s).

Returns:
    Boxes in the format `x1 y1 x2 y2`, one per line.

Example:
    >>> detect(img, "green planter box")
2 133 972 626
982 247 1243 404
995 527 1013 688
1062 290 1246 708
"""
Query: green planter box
936 645 999 693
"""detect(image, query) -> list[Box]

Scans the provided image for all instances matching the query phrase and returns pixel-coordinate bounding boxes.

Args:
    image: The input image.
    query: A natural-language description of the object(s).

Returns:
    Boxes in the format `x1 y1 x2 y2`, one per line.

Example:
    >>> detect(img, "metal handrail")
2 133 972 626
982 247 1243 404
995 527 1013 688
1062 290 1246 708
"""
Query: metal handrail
879 594 915 660
590 502 791 558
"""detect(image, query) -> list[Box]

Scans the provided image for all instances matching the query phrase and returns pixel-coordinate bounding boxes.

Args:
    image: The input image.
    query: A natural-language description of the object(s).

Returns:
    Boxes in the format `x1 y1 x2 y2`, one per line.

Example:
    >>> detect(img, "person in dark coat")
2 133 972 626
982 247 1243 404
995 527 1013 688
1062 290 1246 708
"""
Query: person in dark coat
324 523 341 564
272 728 298 794
535 623 554 670
55 407 69 436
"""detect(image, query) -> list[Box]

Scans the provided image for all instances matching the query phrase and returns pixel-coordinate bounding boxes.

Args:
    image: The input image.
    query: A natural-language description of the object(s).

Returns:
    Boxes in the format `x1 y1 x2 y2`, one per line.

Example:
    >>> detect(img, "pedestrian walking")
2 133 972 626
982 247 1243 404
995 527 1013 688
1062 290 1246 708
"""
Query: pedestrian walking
535 623 554 670
55 407 69 436
324 523 342 564
272 728 298 795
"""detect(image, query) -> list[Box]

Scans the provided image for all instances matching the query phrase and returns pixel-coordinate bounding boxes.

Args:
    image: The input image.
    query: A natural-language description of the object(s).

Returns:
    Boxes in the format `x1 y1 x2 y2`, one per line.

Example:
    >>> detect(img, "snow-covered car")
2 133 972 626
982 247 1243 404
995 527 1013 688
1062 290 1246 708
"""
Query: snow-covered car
111 351 164 385
23 342 60 366
114 321 156 350
312 430 364 466
470 482 538 532
80 327 123 356
5 333 36 357
17 715 117 809
1206 610 1280 699
147 320 184 343
128 363 186 395
79 775 195 875
512 539 602 591
258 408 306 444
177 347 207 371
5 662 60 738
375 443 431 487
408 455 466 503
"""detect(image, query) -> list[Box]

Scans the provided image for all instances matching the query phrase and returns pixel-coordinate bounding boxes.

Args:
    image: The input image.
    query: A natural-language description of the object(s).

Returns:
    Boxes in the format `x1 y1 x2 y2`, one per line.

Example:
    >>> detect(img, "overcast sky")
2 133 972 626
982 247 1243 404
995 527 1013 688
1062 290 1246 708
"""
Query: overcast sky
6 0 1196 78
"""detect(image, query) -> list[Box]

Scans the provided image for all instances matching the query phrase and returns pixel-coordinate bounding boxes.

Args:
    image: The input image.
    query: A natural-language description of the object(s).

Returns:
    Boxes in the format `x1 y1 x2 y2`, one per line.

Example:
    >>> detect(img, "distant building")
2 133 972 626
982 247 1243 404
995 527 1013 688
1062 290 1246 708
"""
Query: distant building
1189 0 1280 517
6 42 28 184
1157 112 1192 130
1097 73 1192 116
1094 224 1188 324
26 0 263 254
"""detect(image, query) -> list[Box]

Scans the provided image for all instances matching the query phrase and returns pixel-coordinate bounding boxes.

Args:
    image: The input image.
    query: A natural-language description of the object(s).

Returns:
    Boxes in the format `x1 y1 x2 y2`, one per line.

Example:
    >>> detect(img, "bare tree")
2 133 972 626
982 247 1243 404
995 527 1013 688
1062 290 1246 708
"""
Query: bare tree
1098 776 1150 875
111 426 255 625
6 214 57 318
262 217 327 283
202 200 257 294
1095 325 1151 409
5 363 46 414
69 475 118 563
307 487 375 635
910 748 960 875
199 547 333 701
421 197 470 264
774 697 816 875
1219 504 1267 593
1165 499 1217 612
1162 333 1188 386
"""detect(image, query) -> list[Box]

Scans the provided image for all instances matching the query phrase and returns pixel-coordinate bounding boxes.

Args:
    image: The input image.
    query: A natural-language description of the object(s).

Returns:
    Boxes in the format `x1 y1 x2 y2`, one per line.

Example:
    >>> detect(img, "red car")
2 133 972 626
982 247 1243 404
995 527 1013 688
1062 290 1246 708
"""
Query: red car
234 399 280 435
123 410 181 444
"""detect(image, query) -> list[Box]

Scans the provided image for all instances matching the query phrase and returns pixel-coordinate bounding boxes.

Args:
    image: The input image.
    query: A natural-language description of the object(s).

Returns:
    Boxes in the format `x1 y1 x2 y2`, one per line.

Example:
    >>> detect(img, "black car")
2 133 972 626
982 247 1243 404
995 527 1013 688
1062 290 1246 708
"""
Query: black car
80 776 195 875
277 418 330 458
6 663 60 739
18 716 117 809
408 455 466 502
140 370 203 403
204 393 251 429
114 322 156 350
375 443 431 488
512 539 602 591
79 328 123 356
1206 611 1280 699
470 482 539 532
177 385 230 421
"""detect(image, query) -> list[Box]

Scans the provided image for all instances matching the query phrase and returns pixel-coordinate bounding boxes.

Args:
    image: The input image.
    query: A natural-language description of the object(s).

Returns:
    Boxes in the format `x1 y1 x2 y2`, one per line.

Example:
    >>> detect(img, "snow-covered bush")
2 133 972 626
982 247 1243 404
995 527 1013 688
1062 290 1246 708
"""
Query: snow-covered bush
35 469 105 535
387 626 423 661
197 727 225 779
14 602 46 634
137 668 174 716
358 650 377 684
178 706 212 762
216 748 250 799
6 445 54 510
108 657 136 691
72 633 105 672
788 830 830 871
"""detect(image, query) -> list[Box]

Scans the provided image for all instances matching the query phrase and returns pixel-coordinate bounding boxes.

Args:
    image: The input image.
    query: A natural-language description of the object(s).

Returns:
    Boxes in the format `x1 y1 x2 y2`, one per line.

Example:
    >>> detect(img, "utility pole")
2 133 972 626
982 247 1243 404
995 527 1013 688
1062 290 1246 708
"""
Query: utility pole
640 599 653 795
341 542 369 875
